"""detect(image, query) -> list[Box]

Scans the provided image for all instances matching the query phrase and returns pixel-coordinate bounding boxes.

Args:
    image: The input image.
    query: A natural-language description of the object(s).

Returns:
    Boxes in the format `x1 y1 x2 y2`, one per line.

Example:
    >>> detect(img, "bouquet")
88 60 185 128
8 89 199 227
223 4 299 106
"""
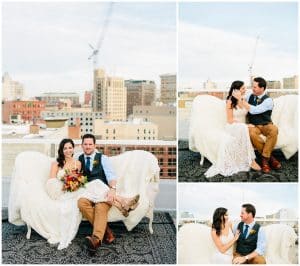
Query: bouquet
60 169 88 192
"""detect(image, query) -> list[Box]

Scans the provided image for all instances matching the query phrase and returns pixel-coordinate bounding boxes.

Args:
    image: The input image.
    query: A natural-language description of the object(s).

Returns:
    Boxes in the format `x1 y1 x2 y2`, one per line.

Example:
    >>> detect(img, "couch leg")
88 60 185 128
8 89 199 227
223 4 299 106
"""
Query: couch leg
148 209 154 234
26 225 31 239
200 154 204 166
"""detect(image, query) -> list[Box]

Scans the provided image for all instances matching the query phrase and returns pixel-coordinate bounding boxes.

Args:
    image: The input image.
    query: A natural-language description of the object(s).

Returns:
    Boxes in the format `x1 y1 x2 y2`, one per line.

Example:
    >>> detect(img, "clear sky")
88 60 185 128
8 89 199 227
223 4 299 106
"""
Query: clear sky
179 2 298 89
2 2 176 98
178 183 298 220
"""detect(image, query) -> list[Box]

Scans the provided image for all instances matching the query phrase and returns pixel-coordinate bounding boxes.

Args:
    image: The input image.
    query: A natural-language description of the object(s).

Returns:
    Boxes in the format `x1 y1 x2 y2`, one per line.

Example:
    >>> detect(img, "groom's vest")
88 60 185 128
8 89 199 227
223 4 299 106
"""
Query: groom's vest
247 94 272 125
78 153 108 185
236 222 261 256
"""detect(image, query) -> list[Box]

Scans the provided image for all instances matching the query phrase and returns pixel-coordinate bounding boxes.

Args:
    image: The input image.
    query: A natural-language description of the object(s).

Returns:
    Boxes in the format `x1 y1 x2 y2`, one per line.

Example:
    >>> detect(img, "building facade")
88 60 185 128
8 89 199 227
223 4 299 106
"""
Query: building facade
2 100 46 124
94 119 158 140
133 105 176 140
41 108 105 136
84 91 93 106
2 73 25 101
267 80 281 89
93 69 127 121
125 80 156 116
160 73 176 104
39 92 80 107
283 75 298 89
203 79 217 90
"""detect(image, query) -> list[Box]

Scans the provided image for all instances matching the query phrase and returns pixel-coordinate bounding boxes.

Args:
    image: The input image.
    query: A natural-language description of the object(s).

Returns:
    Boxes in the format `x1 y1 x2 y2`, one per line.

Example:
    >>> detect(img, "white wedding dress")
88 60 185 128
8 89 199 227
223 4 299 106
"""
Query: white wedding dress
205 107 255 177
46 164 110 250
211 229 234 264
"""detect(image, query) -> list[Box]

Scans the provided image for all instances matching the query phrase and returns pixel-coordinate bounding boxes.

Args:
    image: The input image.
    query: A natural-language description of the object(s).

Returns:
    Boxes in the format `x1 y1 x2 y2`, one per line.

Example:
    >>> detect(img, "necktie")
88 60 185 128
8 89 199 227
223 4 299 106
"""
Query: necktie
243 225 249 239
253 96 258 106
86 157 91 172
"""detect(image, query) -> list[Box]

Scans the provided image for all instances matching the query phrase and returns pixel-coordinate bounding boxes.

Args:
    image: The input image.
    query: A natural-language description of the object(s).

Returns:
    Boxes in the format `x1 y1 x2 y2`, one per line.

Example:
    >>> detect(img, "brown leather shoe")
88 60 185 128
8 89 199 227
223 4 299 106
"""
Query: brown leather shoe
103 226 115 244
269 156 282 170
261 157 271 174
85 235 101 254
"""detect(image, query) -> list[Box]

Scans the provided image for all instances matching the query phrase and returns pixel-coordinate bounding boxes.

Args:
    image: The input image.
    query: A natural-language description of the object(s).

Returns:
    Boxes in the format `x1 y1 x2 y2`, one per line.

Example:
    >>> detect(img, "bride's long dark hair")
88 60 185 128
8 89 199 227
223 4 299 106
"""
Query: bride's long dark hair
227 80 244 109
212 207 228 236
57 138 75 168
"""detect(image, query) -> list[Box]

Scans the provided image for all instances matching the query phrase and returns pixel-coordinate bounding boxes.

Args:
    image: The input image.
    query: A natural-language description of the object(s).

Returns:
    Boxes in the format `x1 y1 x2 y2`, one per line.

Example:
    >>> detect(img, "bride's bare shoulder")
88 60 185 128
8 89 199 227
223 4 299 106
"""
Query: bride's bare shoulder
226 98 232 108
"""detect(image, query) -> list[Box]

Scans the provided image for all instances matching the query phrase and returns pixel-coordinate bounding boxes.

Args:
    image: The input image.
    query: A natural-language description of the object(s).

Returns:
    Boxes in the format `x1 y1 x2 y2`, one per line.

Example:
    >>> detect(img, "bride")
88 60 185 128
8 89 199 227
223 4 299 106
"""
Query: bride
205 80 261 177
211 207 240 264
46 138 139 249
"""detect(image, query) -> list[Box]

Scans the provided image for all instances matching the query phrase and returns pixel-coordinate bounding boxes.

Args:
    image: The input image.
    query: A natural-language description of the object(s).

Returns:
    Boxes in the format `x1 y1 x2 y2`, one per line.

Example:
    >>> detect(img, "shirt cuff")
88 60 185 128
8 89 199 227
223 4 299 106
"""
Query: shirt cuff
255 248 264 256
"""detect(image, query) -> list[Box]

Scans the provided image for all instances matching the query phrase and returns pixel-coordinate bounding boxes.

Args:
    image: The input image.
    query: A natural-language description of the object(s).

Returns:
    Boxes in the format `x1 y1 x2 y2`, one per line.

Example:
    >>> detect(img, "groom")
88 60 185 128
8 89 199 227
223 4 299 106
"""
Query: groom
235 77 281 173
77 133 117 254
233 204 266 264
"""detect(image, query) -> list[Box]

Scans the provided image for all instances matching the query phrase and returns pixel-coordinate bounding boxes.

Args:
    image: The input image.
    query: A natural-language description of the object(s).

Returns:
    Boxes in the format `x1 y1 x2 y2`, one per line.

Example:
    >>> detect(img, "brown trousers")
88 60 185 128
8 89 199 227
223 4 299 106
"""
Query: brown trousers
248 123 278 158
78 198 111 240
233 251 266 264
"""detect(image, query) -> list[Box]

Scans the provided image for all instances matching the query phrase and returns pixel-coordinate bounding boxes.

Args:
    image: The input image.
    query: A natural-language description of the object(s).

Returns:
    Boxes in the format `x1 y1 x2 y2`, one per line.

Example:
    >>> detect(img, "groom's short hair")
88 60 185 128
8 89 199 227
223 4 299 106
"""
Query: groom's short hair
254 77 267 90
82 133 96 144
242 203 256 217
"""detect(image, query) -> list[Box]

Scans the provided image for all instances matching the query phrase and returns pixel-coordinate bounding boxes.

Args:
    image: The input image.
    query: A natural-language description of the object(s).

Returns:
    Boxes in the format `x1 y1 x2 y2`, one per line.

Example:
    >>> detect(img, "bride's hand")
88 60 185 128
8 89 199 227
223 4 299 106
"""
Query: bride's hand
248 124 255 128
234 230 240 241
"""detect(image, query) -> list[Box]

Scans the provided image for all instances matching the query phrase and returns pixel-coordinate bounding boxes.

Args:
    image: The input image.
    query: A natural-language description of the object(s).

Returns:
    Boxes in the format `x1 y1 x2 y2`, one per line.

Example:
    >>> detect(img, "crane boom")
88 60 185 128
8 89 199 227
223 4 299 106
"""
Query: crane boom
248 35 260 85
88 2 114 69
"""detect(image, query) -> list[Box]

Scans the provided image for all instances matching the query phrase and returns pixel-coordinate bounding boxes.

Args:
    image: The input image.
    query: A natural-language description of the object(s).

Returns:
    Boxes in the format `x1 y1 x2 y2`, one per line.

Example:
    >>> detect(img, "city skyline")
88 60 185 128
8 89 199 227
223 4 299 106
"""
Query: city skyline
2 2 176 99
178 183 298 220
179 2 298 89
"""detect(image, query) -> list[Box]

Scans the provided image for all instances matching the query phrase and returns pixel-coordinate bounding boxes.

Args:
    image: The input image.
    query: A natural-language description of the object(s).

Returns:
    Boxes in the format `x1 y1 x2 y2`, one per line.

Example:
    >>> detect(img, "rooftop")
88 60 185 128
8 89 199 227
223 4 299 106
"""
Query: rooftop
178 140 298 182
2 210 176 264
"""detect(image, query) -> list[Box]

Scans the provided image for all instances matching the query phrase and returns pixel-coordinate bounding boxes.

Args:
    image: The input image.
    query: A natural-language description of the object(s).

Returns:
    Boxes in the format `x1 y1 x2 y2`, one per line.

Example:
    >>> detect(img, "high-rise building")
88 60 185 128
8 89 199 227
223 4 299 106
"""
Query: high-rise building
160 73 176 104
93 69 127 121
283 75 298 89
2 73 25 101
125 80 156 116
40 92 80 107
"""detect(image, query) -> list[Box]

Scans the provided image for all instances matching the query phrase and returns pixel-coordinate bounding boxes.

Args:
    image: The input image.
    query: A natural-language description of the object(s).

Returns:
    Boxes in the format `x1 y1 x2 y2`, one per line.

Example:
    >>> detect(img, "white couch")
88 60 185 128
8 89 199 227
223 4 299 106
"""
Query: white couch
178 223 297 264
189 94 298 165
8 150 160 243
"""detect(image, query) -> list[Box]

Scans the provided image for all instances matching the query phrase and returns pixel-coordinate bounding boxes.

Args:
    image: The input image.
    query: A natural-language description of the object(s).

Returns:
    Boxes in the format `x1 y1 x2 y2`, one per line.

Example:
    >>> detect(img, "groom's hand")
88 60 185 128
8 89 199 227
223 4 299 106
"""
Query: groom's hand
232 90 242 100
233 256 247 264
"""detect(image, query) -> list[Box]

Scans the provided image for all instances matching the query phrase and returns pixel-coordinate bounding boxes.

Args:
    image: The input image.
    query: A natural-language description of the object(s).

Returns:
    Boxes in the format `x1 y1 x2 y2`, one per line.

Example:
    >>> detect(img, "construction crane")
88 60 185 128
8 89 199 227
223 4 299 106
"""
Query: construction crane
248 35 260 86
88 2 114 70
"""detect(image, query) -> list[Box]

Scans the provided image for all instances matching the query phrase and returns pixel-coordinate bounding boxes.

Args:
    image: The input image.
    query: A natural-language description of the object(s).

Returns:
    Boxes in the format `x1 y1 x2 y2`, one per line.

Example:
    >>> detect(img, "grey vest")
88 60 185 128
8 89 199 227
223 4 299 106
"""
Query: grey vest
236 222 260 255
79 153 108 185
247 94 272 125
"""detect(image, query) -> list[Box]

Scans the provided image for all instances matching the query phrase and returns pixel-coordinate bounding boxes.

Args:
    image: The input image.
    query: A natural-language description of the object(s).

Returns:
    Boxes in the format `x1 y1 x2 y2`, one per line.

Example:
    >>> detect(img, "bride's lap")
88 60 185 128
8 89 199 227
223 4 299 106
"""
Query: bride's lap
225 122 249 135
211 252 233 264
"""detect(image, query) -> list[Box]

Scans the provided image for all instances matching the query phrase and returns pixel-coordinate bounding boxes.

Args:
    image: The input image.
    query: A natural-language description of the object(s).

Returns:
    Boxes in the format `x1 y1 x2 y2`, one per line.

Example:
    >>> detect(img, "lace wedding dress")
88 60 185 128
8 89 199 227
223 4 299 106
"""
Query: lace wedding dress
46 165 110 250
211 229 234 264
205 107 255 177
